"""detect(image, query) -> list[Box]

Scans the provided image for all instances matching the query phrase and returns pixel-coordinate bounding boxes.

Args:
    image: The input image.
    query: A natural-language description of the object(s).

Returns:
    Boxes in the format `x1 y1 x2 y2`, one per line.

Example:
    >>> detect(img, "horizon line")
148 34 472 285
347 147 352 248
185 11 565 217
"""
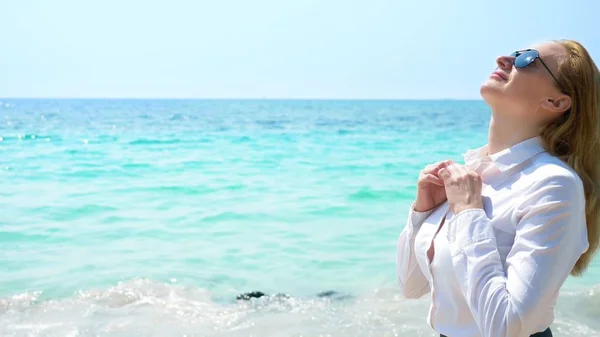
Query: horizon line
0 97 485 101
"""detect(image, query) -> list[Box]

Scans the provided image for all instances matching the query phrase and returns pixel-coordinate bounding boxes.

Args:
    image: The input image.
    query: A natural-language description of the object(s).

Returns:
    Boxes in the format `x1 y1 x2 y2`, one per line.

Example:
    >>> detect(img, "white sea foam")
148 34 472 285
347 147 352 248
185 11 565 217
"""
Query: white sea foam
0 279 598 337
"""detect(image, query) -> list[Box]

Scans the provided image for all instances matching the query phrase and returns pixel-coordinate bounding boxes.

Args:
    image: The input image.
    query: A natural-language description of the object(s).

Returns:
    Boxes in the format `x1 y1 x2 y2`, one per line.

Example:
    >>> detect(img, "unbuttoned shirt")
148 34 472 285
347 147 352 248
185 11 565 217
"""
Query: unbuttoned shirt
396 136 589 337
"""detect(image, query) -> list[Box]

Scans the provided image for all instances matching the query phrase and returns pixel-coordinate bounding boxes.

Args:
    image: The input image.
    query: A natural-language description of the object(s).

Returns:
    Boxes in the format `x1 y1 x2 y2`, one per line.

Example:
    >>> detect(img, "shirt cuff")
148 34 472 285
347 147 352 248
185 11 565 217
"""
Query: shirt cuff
407 202 435 231
446 208 496 256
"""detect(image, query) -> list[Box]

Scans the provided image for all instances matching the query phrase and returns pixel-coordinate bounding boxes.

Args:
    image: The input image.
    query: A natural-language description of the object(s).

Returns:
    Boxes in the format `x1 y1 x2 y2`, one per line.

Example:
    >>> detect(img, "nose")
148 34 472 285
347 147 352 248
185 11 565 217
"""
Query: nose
495 55 514 71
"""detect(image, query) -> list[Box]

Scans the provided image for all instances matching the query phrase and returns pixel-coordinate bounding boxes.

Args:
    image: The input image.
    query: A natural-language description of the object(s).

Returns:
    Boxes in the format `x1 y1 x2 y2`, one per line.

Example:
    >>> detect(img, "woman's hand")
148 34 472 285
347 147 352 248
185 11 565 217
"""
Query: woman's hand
414 160 453 212
438 163 484 214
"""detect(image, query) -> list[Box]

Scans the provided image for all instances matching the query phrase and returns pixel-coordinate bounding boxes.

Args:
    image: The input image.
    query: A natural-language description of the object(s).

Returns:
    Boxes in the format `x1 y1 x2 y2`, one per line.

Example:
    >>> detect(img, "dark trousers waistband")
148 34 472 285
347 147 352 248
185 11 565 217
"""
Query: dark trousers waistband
440 327 552 337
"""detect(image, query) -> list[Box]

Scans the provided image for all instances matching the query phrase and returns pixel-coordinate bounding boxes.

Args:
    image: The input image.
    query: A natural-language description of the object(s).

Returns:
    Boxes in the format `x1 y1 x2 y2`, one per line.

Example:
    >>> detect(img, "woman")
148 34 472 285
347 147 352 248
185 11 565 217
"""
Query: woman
397 40 600 337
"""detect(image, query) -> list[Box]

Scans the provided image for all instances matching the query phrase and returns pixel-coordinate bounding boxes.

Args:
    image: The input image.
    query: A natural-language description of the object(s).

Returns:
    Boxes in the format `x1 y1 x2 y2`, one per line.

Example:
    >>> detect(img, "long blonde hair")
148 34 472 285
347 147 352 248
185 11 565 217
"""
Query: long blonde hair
538 39 600 276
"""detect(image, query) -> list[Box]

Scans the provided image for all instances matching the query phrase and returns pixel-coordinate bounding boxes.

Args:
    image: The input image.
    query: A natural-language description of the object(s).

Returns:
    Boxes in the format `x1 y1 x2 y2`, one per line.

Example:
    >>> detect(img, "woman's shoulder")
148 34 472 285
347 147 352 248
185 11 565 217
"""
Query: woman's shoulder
522 152 584 199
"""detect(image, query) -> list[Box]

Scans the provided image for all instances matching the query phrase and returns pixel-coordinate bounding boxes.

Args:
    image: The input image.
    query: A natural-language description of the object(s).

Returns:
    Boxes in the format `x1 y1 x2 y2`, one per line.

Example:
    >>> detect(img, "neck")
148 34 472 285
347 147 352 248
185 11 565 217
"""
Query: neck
488 112 539 155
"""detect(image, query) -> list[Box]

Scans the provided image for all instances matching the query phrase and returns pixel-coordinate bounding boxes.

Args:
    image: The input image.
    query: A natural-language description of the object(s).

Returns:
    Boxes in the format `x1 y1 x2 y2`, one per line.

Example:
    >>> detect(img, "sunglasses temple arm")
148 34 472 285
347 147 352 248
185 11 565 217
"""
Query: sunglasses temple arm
539 58 561 85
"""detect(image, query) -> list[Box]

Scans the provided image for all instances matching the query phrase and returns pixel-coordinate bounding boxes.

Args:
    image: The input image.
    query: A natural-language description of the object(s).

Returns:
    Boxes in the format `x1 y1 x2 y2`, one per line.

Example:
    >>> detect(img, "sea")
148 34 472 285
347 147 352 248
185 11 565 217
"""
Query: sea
0 99 599 337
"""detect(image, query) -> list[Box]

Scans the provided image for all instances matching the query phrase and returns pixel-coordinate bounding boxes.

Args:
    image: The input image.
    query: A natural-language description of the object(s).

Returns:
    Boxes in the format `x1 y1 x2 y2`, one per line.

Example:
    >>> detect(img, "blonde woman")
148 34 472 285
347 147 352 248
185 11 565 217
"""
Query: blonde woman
397 40 600 337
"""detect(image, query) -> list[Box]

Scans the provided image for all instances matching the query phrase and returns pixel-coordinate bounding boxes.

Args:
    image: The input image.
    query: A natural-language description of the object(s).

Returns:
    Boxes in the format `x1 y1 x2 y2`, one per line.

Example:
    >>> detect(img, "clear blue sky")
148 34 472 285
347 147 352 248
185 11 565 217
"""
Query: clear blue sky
1 0 598 99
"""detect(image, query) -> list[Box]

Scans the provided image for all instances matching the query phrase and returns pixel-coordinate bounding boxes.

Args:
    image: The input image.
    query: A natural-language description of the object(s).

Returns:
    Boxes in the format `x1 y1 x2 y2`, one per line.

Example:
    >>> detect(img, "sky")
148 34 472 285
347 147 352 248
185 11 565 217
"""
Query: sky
1 0 598 99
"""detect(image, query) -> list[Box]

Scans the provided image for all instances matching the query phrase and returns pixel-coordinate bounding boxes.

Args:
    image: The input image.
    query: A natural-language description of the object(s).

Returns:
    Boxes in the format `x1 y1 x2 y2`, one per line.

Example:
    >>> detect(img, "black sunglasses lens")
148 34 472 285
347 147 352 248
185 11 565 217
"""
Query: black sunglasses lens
514 50 538 68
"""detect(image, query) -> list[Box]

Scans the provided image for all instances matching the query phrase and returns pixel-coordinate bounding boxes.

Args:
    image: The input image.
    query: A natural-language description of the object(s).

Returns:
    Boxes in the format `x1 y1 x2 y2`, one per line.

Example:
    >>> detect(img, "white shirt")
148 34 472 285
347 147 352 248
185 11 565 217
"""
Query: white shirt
396 136 589 337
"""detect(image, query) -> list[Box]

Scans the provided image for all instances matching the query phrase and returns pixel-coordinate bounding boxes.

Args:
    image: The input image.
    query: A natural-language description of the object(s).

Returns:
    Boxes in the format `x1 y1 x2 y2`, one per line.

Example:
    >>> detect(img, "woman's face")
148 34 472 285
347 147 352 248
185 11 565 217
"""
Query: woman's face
480 42 569 120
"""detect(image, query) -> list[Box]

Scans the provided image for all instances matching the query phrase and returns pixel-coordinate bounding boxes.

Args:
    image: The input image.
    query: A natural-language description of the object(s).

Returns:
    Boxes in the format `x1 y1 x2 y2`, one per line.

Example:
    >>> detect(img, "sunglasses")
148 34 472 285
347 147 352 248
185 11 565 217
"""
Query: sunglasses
510 49 561 87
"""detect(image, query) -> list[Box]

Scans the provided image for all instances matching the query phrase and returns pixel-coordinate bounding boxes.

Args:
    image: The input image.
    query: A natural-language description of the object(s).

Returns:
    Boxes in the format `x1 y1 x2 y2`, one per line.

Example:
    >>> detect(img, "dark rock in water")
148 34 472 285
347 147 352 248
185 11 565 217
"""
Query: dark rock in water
236 290 351 301
316 290 337 298
317 290 353 301
236 291 291 301
236 291 266 300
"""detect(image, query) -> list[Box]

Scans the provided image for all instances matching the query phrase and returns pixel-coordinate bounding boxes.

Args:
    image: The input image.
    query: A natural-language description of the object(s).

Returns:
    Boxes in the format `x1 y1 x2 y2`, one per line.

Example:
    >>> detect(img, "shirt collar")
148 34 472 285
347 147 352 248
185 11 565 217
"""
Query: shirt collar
463 136 546 172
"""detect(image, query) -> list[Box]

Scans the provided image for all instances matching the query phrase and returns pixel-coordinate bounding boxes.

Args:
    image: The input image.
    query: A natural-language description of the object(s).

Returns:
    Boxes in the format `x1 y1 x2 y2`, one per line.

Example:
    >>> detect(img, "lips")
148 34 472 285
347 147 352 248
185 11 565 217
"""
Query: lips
492 70 508 81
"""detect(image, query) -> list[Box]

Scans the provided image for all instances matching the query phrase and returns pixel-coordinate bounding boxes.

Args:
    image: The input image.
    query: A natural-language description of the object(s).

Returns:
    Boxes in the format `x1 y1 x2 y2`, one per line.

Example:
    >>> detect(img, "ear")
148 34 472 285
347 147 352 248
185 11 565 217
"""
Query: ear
541 94 572 115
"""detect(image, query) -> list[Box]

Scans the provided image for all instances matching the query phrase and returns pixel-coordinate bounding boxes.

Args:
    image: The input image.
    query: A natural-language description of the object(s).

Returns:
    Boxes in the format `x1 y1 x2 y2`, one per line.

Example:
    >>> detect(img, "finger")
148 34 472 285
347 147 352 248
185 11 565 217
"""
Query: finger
452 164 476 179
446 163 462 177
435 160 455 172
423 160 454 174
456 163 469 174
438 167 451 181
420 173 444 186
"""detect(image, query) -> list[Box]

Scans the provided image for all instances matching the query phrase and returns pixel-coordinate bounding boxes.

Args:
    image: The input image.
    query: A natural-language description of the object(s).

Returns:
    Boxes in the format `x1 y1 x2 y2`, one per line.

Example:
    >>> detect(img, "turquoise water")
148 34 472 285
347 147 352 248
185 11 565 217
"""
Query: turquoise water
0 99 598 336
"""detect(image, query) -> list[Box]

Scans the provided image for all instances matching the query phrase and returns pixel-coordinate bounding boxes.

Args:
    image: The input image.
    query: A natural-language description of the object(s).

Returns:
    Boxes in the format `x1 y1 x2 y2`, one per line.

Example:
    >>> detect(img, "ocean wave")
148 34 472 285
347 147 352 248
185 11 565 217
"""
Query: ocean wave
347 187 407 202
0 280 597 337
30 204 119 222
306 205 353 216
0 231 60 243
200 211 270 223
255 119 289 129
0 134 57 143
128 139 182 145
132 185 218 196
555 285 600 332
0 279 434 337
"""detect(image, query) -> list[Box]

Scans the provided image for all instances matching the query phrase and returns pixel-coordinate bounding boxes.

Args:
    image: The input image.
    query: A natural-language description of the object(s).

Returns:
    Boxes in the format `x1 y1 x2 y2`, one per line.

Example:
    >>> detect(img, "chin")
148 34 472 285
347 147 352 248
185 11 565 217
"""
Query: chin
479 79 503 103
480 85 524 116
479 83 501 103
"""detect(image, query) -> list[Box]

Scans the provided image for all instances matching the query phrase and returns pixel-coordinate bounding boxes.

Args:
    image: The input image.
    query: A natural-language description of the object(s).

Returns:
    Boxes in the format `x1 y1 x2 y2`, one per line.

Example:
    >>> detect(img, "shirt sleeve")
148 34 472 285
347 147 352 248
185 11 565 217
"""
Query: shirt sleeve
446 173 589 337
397 202 434 299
